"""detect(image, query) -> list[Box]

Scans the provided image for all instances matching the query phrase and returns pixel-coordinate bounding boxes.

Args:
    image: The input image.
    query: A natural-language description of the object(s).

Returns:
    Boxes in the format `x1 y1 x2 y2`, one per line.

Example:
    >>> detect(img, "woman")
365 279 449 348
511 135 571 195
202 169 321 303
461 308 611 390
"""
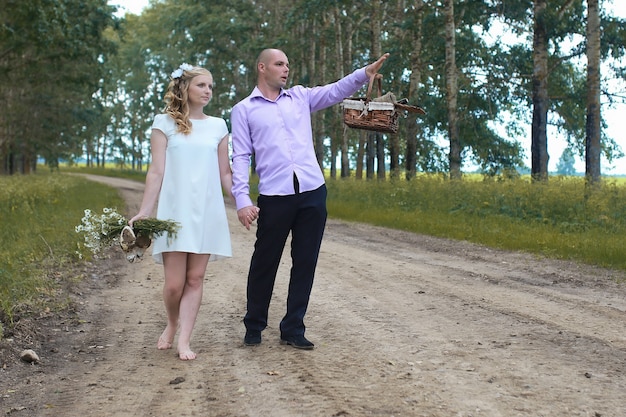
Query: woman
129 64 249 360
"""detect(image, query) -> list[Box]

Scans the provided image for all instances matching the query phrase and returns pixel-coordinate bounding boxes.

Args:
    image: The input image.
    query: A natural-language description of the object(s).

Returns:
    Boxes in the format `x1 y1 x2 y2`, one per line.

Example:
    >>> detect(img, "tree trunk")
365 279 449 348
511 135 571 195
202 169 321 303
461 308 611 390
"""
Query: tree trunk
334 5 351 179
389 131 400 180
330 7 343 180
405 0 425 180
366 132 375 180
370 1 385 180
310 19 324 169
342 15 355 179
387 0 403 180
356 130 366 179
585 0 601 185
377 132 386 180
531 0 550 181
444 0 461 179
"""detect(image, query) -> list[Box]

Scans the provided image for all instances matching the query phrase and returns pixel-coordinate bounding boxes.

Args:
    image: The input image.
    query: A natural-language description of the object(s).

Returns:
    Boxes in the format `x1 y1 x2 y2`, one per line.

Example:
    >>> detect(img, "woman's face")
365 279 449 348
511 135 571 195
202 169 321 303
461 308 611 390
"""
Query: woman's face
187 74 213 108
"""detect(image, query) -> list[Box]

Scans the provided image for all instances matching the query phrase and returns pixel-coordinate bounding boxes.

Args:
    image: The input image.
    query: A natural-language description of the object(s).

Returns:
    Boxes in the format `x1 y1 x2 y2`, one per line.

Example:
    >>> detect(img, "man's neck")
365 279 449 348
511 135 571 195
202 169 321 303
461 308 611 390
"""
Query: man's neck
257 83 281 101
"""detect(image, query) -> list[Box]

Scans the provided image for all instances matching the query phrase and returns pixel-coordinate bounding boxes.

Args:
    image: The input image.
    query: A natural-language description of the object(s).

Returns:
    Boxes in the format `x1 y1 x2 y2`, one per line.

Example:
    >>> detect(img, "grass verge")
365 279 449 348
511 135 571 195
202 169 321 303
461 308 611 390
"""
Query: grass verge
326 175 626 270
0 172 124 338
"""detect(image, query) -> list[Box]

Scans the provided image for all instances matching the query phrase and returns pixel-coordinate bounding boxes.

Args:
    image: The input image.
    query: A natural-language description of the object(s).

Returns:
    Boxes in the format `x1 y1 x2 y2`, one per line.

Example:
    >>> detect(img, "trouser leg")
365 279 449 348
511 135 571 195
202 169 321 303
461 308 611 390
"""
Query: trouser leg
280 185 327 337
243 193 295 332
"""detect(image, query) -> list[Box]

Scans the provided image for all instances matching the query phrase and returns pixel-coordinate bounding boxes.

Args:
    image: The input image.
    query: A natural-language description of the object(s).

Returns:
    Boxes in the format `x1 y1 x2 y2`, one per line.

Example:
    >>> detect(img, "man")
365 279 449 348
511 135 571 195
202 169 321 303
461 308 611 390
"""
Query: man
231 48 389 349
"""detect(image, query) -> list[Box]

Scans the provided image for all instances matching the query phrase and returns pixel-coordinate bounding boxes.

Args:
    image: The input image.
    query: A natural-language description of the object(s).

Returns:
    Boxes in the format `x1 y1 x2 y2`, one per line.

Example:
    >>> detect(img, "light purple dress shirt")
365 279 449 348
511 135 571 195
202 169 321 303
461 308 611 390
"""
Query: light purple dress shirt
231 67 370 210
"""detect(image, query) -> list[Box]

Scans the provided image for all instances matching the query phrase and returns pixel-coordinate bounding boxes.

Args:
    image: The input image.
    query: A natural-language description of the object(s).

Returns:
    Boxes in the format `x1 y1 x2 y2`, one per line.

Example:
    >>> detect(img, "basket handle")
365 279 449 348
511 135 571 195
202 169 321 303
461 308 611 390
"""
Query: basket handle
365 74 383 102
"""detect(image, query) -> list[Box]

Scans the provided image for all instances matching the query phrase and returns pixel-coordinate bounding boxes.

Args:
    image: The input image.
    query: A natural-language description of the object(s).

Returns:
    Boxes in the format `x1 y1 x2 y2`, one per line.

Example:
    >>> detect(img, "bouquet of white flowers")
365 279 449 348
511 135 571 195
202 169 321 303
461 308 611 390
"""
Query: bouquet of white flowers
75 208 180 262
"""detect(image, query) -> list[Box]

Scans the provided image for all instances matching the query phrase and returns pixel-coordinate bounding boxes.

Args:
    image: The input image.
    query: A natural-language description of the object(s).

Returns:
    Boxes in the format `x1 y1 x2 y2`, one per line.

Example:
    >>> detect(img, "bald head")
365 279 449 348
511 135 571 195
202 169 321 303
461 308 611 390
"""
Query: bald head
257 49 285 70
255 49 290 98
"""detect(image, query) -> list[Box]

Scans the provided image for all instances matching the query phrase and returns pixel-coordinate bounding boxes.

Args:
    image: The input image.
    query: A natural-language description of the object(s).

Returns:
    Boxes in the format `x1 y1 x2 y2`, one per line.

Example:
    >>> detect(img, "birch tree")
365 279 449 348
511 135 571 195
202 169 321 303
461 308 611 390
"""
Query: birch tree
444 0 461 179
585 0 601 184
531 0 550 181
405 0 425 180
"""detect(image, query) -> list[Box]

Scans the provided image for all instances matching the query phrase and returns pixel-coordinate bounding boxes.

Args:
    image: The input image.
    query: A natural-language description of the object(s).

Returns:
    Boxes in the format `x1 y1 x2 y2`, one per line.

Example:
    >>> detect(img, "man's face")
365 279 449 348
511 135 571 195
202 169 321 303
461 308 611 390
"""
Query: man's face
261 50 289 90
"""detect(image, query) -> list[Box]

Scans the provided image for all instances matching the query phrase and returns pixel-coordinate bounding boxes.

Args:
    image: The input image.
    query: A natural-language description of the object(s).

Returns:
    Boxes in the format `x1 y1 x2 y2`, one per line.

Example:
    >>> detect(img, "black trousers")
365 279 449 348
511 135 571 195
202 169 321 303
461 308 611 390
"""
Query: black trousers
243 183 327 337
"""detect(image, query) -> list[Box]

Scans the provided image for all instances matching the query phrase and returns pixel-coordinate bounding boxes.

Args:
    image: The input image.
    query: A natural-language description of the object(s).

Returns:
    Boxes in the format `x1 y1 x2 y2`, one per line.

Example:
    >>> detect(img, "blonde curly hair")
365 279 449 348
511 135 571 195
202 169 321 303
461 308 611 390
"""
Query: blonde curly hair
163 66 212 134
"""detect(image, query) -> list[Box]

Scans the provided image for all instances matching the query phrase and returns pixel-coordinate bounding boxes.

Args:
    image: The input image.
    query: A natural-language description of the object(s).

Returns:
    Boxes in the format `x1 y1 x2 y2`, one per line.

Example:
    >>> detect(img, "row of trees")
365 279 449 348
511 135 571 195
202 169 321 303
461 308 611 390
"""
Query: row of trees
0 0 118 174
1 0 625 182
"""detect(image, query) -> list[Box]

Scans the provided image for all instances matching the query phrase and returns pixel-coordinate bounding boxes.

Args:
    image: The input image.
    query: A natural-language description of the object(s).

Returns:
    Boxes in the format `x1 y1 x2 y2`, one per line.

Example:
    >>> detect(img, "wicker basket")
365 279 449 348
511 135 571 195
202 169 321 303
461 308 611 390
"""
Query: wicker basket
342 74 425 134
342 75 398 133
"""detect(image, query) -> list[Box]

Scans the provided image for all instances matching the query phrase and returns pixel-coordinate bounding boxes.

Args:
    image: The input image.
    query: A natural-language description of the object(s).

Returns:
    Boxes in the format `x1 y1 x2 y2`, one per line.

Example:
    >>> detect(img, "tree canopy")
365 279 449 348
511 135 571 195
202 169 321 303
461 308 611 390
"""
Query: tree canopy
1 0 624 178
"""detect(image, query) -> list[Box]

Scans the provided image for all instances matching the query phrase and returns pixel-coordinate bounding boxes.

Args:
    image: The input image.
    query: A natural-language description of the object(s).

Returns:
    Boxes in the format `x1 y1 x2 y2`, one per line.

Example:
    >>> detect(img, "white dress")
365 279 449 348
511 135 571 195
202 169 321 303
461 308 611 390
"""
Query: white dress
150 114 232 264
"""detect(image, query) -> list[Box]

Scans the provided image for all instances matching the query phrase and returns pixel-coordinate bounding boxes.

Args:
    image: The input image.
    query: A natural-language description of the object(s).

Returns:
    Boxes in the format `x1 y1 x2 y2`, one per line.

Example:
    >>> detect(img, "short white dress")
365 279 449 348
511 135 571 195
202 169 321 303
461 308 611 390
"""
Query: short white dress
150 113 232 264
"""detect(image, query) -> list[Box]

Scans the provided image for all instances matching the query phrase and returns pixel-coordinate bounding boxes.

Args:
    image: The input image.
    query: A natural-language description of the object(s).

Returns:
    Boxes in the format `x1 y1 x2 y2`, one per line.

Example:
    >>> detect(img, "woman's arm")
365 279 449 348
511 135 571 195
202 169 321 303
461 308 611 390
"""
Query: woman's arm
128 129 167 226
217 134 234 203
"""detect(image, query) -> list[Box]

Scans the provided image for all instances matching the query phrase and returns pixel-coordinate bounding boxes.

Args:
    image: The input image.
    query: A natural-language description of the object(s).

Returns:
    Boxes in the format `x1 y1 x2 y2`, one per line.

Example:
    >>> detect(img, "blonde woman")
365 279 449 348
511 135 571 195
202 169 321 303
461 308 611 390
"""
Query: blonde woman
129 64 245 360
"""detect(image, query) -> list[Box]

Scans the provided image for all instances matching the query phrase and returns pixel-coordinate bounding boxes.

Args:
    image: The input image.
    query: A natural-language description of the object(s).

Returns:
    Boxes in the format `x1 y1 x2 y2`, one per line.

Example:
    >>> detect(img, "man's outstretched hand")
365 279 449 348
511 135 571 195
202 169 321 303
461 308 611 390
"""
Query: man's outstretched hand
365 53 390 79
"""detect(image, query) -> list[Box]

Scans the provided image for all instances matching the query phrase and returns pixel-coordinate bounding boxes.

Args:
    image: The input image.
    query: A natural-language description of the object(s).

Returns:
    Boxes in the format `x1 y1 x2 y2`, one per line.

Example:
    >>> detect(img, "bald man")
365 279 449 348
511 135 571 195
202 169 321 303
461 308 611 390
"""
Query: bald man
231 48 389 349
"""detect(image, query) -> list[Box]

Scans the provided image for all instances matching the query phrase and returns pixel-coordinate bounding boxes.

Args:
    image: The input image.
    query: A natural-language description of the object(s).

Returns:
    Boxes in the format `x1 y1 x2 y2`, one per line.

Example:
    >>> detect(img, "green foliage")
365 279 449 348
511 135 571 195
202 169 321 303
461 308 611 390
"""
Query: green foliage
4 0 625 177
0 173 124 327
0 0 119 173
326 175 626 270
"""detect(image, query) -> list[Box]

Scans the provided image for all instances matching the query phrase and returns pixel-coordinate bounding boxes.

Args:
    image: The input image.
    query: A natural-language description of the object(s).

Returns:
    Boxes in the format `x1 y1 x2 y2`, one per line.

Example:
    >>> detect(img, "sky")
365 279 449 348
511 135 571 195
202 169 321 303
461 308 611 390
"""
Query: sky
109 0 626 175
109 0 147 16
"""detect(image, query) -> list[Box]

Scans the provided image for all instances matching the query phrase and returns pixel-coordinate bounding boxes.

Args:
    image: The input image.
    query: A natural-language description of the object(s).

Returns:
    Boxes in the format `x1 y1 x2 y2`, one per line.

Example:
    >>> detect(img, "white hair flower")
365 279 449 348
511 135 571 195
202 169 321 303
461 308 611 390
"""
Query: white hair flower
171 68 183 79
170 63 194 79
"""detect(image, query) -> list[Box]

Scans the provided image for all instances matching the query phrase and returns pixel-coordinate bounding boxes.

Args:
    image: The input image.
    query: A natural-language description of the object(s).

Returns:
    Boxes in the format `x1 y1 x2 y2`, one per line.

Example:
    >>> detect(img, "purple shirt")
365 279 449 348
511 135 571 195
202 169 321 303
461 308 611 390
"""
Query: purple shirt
231 67 370 210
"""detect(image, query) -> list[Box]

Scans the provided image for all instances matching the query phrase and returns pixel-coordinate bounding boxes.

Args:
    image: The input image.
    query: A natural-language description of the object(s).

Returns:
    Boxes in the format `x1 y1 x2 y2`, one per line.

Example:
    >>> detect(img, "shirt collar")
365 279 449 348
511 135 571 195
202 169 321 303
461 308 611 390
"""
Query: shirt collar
250 86 291 102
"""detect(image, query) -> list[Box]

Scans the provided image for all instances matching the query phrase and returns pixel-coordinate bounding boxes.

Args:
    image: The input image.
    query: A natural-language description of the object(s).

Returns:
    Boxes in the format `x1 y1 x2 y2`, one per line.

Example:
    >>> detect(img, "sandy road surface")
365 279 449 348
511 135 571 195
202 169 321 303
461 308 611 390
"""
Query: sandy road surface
2 175 626 417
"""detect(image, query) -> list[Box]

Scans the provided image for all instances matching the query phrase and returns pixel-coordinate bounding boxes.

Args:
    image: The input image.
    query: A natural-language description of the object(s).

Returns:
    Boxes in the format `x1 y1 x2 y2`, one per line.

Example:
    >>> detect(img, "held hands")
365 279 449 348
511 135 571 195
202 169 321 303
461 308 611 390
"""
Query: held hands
237 205 260 230
365 53 390 79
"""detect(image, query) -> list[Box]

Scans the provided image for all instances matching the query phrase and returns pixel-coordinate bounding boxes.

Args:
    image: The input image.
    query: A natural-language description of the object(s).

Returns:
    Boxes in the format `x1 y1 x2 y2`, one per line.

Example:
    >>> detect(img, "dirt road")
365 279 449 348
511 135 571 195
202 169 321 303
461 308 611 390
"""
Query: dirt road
2 175 626 417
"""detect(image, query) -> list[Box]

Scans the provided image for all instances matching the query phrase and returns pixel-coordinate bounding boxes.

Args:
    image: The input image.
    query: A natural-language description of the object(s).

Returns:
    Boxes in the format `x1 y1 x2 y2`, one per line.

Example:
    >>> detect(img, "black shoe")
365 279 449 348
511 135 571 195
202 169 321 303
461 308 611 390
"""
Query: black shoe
280 335 315 350
244 330 261 346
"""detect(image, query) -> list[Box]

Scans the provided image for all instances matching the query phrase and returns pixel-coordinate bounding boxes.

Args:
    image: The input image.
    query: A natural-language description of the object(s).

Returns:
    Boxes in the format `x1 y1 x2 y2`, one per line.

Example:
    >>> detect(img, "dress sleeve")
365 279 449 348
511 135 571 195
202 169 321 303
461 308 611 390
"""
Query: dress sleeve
218 118 229 139
151 114 175 136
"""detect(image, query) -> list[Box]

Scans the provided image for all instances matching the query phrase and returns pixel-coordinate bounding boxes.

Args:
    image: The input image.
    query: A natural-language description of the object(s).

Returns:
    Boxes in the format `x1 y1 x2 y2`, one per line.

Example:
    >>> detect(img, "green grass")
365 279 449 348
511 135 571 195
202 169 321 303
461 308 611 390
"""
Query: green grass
0 172 125 336
326 175 626 269
1 168 625 339
60 164 148 182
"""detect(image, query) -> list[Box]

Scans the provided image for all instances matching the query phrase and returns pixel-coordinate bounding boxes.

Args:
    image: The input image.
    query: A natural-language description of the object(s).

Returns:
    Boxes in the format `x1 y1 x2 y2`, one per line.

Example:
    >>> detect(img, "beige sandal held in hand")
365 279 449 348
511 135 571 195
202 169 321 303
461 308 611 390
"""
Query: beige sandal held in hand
119 225 136 251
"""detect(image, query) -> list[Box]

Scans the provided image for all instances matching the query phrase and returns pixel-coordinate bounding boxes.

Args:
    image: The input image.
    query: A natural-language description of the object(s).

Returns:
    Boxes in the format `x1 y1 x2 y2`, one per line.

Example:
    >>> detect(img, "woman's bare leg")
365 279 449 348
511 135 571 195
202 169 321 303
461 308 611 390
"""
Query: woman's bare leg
176 253 210 360
159 252 189 350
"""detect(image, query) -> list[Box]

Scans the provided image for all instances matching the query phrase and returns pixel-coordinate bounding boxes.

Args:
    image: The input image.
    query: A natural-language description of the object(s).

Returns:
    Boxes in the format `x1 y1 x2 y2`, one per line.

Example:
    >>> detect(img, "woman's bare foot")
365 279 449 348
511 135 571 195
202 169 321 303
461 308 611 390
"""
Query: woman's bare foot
157 326 176 350
178 348 196 361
